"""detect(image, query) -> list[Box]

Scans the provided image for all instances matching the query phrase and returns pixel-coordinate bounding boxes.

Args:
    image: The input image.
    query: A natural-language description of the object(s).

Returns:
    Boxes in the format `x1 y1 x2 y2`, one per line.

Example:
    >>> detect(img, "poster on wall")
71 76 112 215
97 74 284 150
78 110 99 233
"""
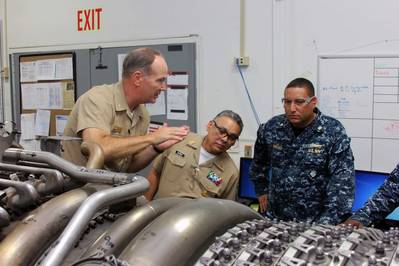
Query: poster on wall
167 87 188 120
146 91 166 116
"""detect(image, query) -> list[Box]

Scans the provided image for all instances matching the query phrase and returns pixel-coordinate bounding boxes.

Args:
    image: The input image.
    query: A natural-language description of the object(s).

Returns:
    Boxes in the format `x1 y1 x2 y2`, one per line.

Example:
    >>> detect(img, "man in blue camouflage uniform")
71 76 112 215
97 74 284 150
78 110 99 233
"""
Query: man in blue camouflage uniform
249 78 355 225
344 163 399 228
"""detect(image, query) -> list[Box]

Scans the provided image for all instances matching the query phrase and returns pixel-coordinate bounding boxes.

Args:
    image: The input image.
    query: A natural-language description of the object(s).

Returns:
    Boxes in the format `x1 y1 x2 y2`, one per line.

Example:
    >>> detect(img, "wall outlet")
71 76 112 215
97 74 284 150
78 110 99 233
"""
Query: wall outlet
235 56 250 67
244 144 252 157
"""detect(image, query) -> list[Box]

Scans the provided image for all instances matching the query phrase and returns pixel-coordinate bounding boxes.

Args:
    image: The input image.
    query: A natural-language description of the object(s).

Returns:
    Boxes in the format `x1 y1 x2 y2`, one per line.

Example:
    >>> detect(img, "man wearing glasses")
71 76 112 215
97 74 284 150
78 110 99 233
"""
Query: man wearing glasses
62 47 189 172
144 110 243 201
249 77 355 225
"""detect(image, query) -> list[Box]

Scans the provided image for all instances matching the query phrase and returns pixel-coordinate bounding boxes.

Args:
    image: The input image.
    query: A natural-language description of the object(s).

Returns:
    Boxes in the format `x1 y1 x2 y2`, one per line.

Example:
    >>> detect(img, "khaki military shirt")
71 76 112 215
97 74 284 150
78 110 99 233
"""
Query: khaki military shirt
61 82 150 172
153 133 238 200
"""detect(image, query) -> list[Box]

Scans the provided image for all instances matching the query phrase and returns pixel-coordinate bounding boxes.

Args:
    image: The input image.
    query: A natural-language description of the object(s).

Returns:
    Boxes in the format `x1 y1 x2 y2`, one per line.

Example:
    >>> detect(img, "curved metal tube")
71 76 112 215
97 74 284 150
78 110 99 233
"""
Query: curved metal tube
80 141 105 169
0 162 65 195
41 176 149 266
0 135 16 162
0 186 99 266
3 148 131 184
0 179 40 209
15 160 52 168
82 197 191 258
119 198 263 266
0 206 10 227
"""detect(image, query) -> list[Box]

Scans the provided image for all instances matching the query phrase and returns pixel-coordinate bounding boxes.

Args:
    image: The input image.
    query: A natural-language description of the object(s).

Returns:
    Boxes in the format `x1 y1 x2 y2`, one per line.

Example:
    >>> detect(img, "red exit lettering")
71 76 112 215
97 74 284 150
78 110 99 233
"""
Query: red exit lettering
77 8 103 31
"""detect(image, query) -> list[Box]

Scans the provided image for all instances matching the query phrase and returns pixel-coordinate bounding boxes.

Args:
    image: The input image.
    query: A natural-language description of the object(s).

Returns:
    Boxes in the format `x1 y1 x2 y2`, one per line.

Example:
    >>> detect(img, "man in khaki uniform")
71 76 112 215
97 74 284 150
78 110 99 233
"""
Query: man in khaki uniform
62 48 189 172
145 110 243 201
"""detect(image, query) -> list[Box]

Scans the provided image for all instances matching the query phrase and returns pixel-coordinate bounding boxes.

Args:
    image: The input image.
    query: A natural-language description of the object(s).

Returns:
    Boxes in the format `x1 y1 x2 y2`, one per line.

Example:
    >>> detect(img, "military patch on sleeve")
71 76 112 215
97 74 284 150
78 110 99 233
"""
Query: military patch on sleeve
207 170 222 186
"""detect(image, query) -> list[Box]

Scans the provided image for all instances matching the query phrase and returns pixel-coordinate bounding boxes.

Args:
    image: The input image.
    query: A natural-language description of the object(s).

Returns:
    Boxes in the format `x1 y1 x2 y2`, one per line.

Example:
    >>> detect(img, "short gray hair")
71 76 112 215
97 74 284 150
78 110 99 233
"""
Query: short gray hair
122 47 162 79
214 110 244 133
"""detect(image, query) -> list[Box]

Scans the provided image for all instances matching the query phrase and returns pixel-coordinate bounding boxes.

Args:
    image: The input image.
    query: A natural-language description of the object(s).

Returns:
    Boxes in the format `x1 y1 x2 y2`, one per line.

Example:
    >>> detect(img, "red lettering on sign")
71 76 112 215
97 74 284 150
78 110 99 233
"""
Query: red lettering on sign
95 8 102 30
84 9 91 30
77 10 83 31
77 8 103 32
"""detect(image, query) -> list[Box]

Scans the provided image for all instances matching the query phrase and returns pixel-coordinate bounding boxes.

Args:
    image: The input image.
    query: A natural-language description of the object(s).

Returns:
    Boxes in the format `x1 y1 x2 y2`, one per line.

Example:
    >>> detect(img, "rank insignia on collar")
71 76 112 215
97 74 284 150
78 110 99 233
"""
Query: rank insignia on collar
207 170 222 186
175 150 185 157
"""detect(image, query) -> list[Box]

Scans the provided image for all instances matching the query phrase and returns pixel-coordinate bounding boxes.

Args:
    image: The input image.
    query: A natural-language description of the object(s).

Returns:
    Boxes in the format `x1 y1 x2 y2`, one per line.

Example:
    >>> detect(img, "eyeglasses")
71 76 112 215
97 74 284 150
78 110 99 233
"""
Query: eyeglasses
281 96 314 107
212 120 239 142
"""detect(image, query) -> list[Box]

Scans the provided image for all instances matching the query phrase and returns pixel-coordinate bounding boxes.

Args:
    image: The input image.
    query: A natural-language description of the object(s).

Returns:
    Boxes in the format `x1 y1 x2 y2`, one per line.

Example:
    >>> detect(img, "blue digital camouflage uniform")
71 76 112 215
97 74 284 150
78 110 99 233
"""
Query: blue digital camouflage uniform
249 109 355 225
351 163 399 226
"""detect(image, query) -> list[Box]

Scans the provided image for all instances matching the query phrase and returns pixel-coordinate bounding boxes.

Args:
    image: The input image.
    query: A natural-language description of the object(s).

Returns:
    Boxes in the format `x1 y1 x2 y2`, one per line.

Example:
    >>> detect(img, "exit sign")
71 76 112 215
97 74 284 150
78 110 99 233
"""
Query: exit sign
77 8 103 31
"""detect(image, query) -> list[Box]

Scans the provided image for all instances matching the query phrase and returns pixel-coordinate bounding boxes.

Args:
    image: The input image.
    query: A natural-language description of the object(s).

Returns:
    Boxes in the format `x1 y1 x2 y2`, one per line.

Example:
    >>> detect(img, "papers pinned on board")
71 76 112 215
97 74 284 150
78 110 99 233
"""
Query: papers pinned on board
21 82 63 109
20 58 73 81
146 91 166 116
35 109 51 136
167 87 188 120
167 73 189 86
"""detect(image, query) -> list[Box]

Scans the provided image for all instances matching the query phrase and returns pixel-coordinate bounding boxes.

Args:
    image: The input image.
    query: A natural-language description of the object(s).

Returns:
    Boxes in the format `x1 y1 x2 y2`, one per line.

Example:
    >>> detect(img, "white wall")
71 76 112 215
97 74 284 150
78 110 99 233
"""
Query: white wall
4 0 274 162
272 0 399 172
3 0 274 162
5 0 399 164
272 0 399 113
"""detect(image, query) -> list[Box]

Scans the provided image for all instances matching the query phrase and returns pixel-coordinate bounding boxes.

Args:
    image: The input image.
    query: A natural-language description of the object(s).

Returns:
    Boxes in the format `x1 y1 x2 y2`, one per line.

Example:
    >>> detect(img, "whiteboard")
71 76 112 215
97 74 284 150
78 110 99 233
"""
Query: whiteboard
318 56 399 173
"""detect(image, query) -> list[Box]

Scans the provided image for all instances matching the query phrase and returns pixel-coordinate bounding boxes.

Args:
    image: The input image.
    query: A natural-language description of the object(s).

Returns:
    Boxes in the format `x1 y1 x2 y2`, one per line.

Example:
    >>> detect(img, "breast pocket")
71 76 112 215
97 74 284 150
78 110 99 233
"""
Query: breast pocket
110 122 129 136
303 153 326 169
166 153 186 166
271 143 285 165
302 152 328 186
164 153 187 181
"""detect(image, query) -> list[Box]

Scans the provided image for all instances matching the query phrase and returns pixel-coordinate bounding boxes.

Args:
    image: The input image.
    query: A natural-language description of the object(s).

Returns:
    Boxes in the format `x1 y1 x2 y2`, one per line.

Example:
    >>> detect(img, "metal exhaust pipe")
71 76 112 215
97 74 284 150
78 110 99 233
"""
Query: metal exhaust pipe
3 148 131 184
40 176 149 266
0 185 99 266
0 178 40 209
119 198 263 266
80 141 105 169
82 197 191 258
0 206 10 227
0 162 65 195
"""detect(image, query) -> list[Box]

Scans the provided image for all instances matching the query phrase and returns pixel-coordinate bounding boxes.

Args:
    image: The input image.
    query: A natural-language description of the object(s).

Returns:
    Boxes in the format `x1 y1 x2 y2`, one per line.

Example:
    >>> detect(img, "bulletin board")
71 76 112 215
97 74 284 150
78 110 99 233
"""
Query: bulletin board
318 55 399 173
18 53 76 139
10 43 196 154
